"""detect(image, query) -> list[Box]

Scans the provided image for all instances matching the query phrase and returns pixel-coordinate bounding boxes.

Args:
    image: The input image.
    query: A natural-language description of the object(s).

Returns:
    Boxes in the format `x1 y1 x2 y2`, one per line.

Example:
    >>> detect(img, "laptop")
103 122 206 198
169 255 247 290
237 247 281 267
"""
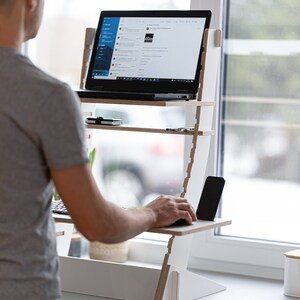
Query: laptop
78 10 211 101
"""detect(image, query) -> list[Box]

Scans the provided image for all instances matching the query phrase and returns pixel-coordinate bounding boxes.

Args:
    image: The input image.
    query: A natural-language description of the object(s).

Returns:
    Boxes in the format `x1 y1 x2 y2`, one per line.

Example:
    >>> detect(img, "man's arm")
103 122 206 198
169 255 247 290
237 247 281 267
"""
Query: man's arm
51 163 196 244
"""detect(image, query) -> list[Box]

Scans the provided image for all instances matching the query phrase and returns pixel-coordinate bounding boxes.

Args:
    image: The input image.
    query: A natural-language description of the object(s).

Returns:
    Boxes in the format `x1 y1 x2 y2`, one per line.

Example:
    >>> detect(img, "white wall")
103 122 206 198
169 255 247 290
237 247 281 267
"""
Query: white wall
190 0 223 29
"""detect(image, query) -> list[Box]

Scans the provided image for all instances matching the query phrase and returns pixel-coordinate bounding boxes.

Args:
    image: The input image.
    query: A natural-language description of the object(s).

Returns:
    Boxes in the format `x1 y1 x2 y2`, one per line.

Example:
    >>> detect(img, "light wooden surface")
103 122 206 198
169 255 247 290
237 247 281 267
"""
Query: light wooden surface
80 28 96 89
56 231 65 237
79 97 215 107
53 213 73 224
284 249 300 259
86 124 215 136
154 237 175 300
149 219 232 236
53 214 231 237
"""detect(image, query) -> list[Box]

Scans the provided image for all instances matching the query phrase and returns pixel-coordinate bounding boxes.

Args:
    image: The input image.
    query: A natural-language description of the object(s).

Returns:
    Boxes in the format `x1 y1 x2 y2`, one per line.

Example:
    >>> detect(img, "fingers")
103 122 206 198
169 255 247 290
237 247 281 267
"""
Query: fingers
177 202 197 222
171 197 197 223
145 194 197 228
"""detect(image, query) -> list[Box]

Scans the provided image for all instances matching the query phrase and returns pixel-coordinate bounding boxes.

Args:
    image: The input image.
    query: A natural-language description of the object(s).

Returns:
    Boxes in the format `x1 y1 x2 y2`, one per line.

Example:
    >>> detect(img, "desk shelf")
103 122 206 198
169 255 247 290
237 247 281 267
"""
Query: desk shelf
80 97 215 107
86 124 215 136
53 214 231 237
149 218 232 236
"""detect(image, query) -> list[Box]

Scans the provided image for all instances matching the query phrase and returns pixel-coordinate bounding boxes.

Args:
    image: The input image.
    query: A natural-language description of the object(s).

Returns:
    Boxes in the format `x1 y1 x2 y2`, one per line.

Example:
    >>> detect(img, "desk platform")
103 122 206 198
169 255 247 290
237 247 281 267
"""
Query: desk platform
54 213 231 299
53 213 230 236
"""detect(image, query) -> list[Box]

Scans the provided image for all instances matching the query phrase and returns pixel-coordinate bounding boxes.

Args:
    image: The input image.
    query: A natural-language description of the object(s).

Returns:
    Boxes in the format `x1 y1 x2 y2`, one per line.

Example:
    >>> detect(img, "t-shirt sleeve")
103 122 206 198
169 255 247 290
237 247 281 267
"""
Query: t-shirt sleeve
34 83 89 169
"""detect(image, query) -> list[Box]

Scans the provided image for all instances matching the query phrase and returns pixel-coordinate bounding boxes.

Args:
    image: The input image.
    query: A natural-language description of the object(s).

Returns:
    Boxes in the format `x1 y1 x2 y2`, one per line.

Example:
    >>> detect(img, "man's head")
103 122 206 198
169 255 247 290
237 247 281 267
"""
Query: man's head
0 0 45 47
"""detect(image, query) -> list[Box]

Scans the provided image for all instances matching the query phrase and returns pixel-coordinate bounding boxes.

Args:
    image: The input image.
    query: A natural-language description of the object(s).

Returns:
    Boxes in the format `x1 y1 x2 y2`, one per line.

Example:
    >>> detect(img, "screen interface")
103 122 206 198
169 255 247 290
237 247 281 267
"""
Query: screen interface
91 16 206 83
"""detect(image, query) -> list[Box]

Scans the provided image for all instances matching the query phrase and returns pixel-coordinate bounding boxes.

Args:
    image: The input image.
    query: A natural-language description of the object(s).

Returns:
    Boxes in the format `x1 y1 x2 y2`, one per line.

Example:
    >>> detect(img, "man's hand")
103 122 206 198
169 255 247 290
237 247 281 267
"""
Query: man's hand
145 195 197 228
52 163 197 242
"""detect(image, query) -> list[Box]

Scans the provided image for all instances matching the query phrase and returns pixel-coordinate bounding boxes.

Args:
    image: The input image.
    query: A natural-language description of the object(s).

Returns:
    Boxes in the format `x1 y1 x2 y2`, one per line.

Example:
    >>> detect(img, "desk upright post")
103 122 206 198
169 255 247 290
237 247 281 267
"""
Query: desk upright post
148 219 231 300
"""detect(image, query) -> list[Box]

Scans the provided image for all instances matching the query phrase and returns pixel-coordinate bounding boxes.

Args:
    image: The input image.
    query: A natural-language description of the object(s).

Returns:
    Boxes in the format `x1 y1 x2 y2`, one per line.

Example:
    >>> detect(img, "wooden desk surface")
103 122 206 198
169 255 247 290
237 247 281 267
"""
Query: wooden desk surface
148 218 231 236
53 214 231 236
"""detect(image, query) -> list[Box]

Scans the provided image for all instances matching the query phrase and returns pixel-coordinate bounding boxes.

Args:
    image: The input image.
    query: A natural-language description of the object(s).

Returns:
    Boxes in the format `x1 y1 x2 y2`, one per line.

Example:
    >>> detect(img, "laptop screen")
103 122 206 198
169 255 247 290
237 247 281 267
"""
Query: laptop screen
86 10 211 95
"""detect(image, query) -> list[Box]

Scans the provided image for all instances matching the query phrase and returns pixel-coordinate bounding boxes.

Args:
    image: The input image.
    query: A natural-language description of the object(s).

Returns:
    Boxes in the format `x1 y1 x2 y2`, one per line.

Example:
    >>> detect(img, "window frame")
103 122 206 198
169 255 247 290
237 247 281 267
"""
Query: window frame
186 0 300 280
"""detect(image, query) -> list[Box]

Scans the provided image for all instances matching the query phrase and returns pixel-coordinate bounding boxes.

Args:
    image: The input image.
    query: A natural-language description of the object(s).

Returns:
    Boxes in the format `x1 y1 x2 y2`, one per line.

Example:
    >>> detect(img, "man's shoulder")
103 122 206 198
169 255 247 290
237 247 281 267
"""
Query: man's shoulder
19 56 69 94
0 49 78 113
2 50 70 97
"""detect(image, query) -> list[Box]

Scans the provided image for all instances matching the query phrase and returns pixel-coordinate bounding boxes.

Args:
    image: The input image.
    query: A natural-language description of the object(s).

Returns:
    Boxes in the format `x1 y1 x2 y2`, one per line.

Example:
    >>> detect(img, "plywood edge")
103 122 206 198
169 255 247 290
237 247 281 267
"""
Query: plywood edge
85 124 214 136
149 219 232 236
285 249 300 259
79 97 215 107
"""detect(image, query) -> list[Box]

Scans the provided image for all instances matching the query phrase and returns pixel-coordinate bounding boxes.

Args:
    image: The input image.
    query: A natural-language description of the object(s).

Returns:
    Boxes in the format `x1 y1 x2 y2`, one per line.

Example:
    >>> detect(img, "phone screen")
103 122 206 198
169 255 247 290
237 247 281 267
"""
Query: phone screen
196 176 225 221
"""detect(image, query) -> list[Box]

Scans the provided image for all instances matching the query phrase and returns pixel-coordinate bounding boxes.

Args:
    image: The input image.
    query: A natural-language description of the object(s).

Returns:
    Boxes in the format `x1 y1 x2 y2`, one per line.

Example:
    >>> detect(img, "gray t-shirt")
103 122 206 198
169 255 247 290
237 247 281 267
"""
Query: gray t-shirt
0 47 89 299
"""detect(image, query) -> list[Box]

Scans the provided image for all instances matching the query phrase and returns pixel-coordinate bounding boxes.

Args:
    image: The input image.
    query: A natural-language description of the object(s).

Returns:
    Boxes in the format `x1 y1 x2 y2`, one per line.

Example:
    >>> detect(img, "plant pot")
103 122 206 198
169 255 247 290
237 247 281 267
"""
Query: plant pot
89 241 129 263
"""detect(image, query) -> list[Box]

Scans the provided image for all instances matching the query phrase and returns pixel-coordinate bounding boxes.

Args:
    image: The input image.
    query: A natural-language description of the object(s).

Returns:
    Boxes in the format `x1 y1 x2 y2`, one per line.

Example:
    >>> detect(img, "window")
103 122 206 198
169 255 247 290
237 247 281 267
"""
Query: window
189 0 300 278
220 0 300 245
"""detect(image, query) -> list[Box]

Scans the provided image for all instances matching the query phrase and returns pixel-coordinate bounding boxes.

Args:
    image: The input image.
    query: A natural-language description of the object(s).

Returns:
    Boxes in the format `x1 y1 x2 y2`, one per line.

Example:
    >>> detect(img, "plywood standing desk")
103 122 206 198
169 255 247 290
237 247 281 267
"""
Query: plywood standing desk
53 27 231 300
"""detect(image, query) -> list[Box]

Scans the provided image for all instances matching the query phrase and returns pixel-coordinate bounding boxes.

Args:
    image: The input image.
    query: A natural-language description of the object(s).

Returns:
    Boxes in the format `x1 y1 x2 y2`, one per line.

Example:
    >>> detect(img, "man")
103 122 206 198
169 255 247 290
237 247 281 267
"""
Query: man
0 0 196 299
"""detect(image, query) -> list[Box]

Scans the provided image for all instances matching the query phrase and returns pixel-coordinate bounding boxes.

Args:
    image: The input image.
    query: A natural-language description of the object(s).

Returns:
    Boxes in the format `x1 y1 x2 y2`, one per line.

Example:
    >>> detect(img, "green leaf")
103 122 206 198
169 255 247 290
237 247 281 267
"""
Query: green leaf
89 147 96 169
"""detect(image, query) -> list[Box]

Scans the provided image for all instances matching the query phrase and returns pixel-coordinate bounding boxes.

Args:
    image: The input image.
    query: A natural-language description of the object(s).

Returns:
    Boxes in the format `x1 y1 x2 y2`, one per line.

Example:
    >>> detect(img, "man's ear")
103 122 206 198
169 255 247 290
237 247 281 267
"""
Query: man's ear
25 0 38 11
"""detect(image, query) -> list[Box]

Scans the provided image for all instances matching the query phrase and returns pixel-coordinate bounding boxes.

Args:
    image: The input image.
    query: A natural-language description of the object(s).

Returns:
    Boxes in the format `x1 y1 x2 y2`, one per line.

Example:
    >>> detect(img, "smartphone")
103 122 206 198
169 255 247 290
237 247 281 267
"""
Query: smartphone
196 176 225 221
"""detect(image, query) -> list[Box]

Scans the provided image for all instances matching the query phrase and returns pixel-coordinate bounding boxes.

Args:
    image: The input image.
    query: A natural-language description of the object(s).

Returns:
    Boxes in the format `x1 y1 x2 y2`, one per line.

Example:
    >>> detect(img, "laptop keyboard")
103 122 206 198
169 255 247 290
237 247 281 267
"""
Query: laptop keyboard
51 199 69 215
